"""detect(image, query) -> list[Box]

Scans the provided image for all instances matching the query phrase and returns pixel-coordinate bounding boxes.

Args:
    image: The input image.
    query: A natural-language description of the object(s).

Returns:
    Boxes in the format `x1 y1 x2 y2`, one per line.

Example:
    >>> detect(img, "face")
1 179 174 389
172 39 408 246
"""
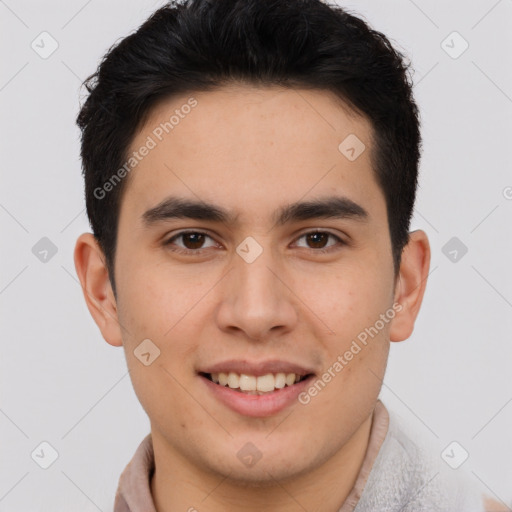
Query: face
78 85 422 485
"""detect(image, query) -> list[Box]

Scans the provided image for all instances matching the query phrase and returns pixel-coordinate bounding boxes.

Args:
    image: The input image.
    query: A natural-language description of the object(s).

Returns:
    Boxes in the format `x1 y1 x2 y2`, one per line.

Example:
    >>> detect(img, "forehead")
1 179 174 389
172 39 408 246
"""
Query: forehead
120 85 381 223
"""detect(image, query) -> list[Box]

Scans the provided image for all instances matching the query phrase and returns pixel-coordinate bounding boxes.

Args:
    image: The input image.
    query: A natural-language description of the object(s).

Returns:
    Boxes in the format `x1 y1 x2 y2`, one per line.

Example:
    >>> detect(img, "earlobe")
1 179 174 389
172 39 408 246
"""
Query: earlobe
389 230 431 342
73 232 123 347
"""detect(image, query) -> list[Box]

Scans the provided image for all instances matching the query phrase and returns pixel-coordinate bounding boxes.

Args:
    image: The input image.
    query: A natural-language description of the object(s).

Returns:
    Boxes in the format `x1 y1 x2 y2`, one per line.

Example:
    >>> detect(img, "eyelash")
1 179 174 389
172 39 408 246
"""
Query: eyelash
163 230 346 255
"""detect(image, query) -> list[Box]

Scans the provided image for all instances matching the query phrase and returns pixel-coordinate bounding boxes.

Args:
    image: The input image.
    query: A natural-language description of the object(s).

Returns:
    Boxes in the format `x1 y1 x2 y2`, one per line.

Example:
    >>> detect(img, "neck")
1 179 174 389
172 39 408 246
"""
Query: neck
150 409 375 512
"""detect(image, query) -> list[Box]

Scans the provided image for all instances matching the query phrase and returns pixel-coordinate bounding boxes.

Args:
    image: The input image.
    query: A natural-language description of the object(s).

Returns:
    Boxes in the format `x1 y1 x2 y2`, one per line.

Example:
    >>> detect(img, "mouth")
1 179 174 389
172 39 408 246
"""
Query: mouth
199 371 314 395
197 359 317 416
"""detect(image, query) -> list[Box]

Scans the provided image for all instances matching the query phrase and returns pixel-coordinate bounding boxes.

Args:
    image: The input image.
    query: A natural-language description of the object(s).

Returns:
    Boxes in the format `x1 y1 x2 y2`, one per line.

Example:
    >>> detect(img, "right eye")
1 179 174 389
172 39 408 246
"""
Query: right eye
163 231 219 254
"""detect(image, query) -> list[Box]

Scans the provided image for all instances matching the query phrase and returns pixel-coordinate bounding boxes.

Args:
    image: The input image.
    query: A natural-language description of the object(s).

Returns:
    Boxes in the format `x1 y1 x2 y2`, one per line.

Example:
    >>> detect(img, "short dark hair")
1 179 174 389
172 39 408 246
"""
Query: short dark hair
77 0 421 297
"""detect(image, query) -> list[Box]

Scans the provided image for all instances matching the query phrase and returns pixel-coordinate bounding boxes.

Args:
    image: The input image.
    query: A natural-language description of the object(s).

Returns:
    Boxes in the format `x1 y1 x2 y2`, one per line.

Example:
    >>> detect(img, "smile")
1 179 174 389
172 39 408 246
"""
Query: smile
199 371 315 417
201 371 311 394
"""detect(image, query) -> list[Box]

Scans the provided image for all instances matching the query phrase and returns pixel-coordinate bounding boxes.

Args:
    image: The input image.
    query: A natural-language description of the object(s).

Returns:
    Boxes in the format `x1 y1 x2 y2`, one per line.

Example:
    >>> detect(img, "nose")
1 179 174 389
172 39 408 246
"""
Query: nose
215 243 298 343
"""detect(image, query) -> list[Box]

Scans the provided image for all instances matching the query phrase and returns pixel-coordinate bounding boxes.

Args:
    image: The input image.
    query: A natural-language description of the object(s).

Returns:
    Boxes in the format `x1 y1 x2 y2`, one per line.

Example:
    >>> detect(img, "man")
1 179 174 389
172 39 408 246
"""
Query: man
73 0 505 510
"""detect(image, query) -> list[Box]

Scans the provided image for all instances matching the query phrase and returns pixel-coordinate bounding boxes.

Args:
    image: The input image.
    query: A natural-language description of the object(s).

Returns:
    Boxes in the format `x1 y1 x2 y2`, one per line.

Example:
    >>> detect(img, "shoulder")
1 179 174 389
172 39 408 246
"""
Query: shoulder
483 495 511 511
375 405 489 511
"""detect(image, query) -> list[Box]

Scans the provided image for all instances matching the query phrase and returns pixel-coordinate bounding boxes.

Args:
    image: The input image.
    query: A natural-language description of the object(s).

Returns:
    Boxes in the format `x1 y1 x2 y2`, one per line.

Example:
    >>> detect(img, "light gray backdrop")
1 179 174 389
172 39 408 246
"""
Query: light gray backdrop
1 0 511 510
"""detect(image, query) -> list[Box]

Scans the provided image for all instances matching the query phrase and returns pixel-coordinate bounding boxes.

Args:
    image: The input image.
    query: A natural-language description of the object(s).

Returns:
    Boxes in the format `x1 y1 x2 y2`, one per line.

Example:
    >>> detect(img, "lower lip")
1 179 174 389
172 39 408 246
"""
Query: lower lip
200 374 314 418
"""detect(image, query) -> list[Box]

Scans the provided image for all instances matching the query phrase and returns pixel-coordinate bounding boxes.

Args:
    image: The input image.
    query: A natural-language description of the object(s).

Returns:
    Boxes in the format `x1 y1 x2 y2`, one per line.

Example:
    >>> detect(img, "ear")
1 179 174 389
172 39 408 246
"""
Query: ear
73 232 123 347
390 229 431 342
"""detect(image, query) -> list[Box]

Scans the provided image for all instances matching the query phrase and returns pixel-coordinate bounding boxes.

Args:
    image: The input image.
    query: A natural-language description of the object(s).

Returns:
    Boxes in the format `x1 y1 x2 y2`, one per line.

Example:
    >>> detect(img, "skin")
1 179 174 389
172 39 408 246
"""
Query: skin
74 85 431 511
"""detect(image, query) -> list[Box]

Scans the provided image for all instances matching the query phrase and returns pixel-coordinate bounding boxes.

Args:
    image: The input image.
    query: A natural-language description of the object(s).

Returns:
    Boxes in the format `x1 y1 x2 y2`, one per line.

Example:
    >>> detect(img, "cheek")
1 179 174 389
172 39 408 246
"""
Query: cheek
304 264 394 334
129 364 200 440
115 261 202 410
116 256 196 341
303 266 393 401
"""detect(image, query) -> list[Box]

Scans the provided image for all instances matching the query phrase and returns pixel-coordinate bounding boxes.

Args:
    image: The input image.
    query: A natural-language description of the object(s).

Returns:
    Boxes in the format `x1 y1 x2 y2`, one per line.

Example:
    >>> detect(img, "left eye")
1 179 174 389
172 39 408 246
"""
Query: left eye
294 231 343 251
164 230 344 254
165 231 218 252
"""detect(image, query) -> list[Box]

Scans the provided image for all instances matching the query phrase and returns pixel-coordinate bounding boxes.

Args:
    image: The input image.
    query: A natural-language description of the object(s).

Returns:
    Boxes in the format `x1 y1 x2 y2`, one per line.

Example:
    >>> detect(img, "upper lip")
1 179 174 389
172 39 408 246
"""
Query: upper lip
199 359 316 377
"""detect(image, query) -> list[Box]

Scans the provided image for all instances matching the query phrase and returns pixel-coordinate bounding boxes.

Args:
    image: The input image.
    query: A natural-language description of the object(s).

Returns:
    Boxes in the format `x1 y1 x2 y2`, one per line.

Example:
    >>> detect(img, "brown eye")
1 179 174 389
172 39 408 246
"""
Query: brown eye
164 231 217 253
294 231 344 253
179 232 206 250
164 229 345 256
305 232 329 249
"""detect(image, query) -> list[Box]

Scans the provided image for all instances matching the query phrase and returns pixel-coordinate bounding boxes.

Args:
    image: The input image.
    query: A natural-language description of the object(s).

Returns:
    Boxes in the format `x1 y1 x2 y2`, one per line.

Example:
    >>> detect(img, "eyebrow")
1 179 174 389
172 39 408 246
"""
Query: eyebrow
141 195 369 228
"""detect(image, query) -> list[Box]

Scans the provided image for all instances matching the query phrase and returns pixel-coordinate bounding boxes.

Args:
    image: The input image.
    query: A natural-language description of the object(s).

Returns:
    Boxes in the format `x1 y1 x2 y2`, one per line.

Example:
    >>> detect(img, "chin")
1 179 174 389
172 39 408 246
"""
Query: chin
197 438 320 486
215 461 308 487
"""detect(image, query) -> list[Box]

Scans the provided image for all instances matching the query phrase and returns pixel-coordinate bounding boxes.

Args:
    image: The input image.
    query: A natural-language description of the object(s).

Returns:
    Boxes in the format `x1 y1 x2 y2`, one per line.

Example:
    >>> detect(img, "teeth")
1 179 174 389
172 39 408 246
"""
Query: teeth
239 374 256 391
227 372 239 389
285 373 296 386
256 374 275 392
208 372 305 392
274 373 286 389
